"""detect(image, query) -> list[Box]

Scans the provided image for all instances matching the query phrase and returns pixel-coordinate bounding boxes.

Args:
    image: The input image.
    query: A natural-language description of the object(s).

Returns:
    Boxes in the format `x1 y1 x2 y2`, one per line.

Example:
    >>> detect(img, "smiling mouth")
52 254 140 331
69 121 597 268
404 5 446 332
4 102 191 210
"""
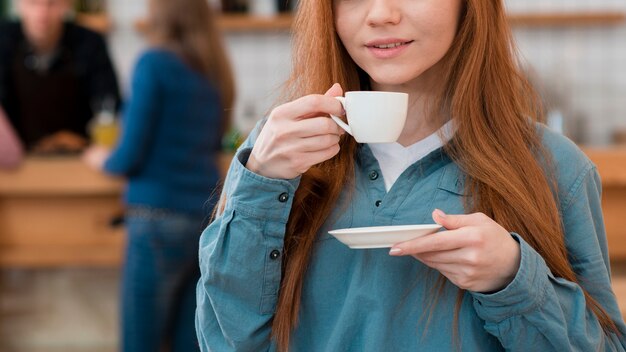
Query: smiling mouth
369 41 413 49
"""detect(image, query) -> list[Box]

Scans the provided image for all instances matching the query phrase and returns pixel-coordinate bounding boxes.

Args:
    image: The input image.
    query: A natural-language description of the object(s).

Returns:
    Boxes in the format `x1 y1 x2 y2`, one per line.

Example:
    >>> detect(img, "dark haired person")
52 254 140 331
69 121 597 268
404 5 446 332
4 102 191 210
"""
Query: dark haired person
0 0 120 152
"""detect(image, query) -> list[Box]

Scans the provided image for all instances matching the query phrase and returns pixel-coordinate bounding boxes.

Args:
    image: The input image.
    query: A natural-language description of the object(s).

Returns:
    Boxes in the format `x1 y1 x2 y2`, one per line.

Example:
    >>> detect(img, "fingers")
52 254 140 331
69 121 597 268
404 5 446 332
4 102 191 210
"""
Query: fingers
324 83 344 98
432 209 488 230
302 143 342 167
248 84 346 179
297 134 341 152
413 248 473 265
389 229 469 256
289 116 345 137
272 92 344 122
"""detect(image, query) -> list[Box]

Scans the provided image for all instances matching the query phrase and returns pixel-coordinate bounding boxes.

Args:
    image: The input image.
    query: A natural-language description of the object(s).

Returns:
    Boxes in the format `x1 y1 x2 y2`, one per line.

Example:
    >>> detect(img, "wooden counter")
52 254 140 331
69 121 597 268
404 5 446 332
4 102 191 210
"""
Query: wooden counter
583 147 626 261
0 148 625 267
0 157 125 267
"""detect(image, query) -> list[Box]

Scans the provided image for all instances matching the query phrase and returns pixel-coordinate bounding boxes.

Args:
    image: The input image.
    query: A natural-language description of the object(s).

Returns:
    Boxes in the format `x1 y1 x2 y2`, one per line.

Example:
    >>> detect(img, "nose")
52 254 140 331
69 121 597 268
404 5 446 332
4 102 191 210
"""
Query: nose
366 0 402 27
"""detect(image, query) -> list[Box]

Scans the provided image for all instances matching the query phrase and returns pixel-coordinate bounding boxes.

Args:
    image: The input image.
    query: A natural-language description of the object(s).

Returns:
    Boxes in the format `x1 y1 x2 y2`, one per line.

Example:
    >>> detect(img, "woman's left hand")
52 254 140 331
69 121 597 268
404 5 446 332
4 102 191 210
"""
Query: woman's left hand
82 145 111 171
390 209 521 293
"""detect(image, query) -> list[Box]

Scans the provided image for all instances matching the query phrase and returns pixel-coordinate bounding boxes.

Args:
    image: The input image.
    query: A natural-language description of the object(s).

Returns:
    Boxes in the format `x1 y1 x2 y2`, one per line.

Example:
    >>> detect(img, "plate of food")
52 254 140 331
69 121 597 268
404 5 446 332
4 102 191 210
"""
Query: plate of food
328 224 443 249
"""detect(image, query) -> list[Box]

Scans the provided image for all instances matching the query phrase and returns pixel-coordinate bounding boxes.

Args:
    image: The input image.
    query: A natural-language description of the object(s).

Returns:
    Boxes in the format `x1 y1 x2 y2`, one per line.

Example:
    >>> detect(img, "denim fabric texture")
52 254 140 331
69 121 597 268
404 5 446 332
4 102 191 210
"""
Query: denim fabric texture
196 121 626 351
122 207 206 352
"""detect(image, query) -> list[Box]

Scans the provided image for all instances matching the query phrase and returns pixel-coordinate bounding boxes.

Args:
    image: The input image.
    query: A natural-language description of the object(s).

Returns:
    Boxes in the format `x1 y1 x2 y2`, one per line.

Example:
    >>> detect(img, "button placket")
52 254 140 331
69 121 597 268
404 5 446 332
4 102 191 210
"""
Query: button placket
368 170 379 180
261 246 283 313
278 192 289 203
269 249 281 260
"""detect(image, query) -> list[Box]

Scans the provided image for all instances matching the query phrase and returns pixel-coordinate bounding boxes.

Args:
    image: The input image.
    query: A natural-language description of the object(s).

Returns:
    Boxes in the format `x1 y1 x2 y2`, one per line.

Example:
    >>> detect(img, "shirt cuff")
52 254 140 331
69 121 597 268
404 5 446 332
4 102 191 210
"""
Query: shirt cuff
225 147 301 225
469 233 550 323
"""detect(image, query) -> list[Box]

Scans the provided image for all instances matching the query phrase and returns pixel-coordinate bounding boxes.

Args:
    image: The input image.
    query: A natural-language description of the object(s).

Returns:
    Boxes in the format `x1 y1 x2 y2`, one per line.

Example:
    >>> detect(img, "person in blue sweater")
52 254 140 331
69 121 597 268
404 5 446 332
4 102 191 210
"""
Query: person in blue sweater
196 0 626 351
83 0 234 350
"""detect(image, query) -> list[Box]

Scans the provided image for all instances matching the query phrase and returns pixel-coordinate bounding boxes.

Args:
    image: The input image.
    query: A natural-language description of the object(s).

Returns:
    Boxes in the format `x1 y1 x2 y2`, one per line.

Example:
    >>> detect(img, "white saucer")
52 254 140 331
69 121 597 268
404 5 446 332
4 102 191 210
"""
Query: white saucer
328 224 443 249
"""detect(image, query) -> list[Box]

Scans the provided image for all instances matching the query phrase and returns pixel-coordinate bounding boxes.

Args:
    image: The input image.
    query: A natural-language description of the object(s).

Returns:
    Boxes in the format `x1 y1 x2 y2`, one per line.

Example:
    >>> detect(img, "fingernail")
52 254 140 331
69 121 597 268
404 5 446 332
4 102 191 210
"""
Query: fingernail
434 209 446 218
389 248 403 256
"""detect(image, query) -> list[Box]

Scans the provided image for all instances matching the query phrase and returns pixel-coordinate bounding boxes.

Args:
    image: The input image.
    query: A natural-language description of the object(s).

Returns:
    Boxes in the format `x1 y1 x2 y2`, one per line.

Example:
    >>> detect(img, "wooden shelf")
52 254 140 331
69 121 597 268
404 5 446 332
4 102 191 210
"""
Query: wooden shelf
133 12 626 33
134 14 293 34
218 14 292 31
508 11 626 27
75 13 112 34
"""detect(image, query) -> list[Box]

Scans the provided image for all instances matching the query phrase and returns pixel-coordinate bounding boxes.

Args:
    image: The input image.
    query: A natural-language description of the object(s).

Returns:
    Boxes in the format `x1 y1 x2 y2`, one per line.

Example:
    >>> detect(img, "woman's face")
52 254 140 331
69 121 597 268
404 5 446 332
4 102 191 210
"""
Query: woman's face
334 0 463 90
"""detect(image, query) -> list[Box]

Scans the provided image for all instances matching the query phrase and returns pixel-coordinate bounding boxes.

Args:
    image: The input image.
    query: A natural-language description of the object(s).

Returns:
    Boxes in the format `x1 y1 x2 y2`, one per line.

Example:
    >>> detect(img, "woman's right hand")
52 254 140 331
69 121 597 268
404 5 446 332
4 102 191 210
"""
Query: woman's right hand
246 84 346 179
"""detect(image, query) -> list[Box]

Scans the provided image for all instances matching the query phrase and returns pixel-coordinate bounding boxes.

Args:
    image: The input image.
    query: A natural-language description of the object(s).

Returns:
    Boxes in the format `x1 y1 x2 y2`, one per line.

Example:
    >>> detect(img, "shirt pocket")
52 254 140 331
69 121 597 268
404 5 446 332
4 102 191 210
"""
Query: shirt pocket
433 170 469 215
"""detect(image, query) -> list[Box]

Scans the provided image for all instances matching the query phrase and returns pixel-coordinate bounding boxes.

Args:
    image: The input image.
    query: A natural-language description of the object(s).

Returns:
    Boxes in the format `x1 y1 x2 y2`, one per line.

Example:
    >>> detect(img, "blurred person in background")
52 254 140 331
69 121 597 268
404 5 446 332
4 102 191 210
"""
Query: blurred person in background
83 0 235 350
0 0 120 153
0 106 24 168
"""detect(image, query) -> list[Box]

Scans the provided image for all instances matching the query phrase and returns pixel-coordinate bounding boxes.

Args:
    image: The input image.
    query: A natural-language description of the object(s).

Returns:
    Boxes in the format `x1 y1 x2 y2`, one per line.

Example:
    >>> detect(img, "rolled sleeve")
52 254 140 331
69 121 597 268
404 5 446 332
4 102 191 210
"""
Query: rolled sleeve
470 233 550 323
468 163 626 350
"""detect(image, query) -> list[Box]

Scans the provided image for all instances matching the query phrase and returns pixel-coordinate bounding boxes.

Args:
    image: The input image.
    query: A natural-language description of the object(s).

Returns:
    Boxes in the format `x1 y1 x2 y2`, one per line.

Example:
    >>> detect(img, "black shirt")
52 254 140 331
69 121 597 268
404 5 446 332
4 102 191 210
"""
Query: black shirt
0 20 121 148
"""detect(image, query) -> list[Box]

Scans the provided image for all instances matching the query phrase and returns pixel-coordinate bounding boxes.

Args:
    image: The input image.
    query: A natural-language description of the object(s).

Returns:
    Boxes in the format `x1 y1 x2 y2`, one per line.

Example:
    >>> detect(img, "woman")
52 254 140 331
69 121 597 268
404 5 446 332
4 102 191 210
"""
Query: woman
84 0 234 350
196 0 626 351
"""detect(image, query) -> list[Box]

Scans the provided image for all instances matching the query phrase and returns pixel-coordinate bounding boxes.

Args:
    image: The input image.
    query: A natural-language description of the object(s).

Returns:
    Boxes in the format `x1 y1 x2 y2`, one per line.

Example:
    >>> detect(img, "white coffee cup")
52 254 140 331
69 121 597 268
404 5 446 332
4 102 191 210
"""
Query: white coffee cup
330 91 408 143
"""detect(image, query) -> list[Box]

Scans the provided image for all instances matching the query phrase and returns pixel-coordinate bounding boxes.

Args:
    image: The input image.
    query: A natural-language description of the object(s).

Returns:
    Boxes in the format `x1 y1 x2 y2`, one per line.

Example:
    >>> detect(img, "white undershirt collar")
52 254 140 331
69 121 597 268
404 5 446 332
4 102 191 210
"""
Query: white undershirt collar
368 120 455 192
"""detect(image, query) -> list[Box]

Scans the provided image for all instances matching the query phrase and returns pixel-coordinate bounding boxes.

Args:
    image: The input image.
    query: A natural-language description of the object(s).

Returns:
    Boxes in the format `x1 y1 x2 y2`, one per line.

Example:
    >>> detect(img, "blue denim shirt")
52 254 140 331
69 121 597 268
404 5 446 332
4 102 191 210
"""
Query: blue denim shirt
196 122 626 351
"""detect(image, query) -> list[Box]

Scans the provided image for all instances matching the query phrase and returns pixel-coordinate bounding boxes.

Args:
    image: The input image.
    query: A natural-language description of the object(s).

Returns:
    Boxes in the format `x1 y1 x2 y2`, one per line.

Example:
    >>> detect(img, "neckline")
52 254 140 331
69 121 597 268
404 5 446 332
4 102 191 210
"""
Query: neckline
367 120 454 160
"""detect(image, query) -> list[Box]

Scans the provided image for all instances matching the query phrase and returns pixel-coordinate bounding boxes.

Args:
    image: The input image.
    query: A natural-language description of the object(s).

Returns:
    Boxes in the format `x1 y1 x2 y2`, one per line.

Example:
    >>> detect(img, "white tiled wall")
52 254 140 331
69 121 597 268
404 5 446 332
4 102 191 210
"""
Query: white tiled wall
5 0 625 142
513 26 626 144
103 0 625 144
223 32 291 132
506 0 626 144
106 0 291 135
506 0 626 12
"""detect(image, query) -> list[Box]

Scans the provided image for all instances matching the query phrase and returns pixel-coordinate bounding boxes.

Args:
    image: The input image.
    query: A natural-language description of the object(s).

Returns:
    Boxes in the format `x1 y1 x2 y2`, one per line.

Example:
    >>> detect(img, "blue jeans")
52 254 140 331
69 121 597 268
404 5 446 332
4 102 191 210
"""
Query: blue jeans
121 207 206 352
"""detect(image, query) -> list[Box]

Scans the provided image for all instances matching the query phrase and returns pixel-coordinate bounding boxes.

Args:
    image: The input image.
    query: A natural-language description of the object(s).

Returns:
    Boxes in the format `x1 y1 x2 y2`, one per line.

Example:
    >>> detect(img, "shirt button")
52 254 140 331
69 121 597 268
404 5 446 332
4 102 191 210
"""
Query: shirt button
368 170 379 180
278 192 289 203
375 200 382 207
269 250 281 260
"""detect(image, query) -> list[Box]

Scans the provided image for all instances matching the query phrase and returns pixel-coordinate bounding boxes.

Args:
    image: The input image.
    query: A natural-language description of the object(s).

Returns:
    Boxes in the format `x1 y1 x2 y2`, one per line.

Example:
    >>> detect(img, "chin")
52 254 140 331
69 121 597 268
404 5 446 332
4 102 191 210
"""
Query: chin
364 66 424 86
368 72 420 88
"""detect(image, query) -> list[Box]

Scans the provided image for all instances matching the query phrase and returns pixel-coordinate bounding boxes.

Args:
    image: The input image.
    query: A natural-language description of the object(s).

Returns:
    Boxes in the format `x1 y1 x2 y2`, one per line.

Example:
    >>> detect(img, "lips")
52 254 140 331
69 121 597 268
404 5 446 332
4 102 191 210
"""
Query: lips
365 39 414 59
368 41 413 49
366 38 413 48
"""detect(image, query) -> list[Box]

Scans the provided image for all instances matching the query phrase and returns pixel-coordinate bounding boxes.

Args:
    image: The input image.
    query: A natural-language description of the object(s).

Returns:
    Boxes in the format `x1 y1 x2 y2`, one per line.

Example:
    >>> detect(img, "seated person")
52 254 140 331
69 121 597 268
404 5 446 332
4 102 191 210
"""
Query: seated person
0 106 23 169
0 0 120 153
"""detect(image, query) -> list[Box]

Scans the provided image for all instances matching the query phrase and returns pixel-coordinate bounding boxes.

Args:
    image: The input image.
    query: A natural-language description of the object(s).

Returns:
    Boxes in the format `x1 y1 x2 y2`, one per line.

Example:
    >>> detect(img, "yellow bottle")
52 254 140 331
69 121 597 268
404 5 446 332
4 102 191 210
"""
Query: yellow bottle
89 111 119 148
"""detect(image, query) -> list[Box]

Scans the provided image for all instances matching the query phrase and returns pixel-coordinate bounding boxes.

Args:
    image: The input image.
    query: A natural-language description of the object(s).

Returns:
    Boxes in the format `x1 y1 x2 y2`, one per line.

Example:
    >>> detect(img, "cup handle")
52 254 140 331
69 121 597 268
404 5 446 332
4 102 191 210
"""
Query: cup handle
329 96 352 136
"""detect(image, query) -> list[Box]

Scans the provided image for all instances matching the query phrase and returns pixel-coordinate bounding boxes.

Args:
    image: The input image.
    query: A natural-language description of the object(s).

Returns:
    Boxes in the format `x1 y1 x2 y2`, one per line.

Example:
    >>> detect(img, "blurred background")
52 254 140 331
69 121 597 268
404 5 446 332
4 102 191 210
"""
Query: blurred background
0 0 625 351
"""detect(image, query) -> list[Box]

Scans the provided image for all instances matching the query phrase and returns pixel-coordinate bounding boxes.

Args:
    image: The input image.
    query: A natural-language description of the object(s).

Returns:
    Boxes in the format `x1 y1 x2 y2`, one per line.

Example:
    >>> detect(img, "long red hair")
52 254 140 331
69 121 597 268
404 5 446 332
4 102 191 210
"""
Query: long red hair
262 0 618 350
